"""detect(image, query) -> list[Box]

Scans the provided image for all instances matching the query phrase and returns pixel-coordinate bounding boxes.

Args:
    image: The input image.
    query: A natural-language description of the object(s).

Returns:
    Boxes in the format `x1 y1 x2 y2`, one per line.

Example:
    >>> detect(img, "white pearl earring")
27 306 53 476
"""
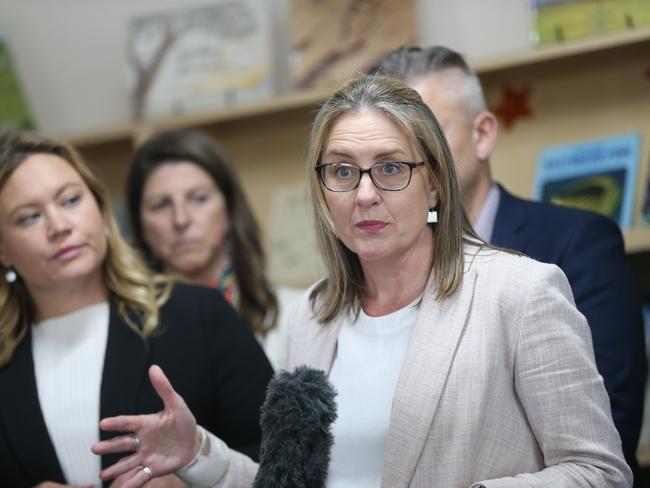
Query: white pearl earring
5 268 17 283
427 210 438 224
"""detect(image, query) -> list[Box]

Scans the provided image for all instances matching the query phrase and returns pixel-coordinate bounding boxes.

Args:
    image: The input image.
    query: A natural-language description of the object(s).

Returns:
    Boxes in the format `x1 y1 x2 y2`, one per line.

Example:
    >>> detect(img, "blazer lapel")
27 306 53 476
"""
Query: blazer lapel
99 299 150 473
0 328 65 484
491 184 527 251
297 314 344 374
381 266 478 488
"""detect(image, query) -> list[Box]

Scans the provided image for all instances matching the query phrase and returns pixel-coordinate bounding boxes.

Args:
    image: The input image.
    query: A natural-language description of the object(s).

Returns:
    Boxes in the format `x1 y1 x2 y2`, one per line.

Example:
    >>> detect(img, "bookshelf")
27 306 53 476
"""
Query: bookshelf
67 27 650 260
67 26 650 145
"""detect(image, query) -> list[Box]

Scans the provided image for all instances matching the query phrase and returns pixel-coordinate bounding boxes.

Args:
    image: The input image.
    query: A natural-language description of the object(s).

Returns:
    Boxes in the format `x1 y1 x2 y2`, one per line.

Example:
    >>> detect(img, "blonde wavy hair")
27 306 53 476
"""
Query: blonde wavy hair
0 131 171 367
307 75 479 322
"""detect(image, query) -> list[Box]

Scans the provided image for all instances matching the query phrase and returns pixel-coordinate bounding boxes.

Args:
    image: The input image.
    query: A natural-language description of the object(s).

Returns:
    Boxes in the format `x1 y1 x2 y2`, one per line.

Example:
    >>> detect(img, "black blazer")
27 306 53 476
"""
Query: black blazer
492 184 647 476
0 283 273 487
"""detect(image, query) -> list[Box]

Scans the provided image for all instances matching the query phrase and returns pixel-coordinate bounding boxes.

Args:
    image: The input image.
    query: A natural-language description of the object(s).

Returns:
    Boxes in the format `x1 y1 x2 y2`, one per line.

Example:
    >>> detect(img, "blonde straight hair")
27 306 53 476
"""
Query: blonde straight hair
0 131 171 367
307 75 478 322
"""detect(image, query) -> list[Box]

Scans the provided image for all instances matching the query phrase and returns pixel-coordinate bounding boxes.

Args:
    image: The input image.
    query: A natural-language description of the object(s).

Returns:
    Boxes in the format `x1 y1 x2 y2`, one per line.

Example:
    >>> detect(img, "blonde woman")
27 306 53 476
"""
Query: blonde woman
95 76 630 487
0 131 273 487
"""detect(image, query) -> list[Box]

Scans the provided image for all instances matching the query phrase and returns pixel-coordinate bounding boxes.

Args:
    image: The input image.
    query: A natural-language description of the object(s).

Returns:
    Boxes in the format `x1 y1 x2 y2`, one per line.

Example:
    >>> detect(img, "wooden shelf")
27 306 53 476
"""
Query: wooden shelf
472 26 650 74
65 123 134 148
62 26 650 148
58 27 650 258
136 87 334 135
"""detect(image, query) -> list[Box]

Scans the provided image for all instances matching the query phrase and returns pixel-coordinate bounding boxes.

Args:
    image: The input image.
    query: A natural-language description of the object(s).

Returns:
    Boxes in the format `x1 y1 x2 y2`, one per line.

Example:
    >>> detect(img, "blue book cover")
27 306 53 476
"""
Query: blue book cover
533 133 640 229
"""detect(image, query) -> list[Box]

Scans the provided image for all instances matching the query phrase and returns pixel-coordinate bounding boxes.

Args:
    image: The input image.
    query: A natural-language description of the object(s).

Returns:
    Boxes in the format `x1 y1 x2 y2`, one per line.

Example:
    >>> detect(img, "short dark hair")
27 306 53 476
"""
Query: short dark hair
372 45 487 117
371 45 473 81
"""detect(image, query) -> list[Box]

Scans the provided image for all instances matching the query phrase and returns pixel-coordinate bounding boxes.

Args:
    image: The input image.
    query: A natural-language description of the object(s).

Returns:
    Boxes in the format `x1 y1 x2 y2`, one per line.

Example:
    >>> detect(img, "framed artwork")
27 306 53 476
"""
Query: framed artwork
127 0 274 120
289 0 417 90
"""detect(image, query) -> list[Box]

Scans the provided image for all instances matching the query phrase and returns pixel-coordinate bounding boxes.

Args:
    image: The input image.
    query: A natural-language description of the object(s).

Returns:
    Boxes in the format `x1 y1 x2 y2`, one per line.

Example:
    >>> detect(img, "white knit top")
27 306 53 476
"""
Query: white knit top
31 302 109 487
327 297 419 488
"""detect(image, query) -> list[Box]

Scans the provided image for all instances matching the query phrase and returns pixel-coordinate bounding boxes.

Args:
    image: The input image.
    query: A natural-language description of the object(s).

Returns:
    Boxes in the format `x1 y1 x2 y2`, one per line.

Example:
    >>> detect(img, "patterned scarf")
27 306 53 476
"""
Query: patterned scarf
208 261 239 308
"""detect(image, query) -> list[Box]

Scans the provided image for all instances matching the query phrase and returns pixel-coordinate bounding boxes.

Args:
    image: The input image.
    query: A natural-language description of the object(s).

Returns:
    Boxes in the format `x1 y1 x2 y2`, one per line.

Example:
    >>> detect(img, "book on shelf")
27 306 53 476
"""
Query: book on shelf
289 0 416 91
127 0 274 121
0 34 33 131
529 0 650 45
532 132 641 230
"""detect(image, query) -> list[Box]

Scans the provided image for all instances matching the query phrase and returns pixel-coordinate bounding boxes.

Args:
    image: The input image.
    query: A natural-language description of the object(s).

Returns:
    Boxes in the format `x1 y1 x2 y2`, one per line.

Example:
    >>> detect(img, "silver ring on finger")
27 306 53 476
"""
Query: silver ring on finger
130 433 141 451
142 465 154 479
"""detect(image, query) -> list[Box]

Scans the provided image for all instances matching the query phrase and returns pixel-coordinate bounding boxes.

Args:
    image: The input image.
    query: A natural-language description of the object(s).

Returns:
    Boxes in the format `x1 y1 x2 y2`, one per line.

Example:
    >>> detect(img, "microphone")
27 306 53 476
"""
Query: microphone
252 366 337 488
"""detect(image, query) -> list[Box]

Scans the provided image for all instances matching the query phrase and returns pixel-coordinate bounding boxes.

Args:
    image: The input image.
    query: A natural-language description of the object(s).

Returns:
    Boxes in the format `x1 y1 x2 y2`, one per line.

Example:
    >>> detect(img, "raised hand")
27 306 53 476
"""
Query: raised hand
92 365 199 488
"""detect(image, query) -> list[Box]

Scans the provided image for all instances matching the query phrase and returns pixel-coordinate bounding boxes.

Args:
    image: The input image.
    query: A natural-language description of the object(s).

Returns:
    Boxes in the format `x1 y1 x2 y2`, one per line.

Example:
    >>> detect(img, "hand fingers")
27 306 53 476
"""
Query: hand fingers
130 466 155 488
148 365 186 412
99 453 141 481
110 466 153 488
107 466 140 488
92 433 140 456
99 415 144 433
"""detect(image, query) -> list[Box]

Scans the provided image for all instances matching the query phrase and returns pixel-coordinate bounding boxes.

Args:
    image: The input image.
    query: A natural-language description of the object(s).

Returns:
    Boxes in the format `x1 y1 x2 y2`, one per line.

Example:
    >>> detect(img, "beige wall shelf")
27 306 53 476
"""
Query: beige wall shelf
66 27 650 261
473 26 650 73
65 26 650 149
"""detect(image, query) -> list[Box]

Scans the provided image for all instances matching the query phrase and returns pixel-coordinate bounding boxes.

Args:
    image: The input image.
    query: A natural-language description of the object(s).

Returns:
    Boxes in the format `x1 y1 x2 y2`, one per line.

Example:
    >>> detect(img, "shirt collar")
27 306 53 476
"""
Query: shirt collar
472 183 500 243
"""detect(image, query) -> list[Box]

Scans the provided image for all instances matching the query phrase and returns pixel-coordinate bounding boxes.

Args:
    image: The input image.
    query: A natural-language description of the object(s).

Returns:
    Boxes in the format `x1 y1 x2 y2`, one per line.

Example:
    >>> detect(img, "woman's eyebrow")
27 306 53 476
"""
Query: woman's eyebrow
7 182 82 217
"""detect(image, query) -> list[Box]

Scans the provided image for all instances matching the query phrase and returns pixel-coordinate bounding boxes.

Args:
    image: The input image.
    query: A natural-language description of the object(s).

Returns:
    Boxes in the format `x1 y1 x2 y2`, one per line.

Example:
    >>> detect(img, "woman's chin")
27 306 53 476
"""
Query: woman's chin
169 261 210 281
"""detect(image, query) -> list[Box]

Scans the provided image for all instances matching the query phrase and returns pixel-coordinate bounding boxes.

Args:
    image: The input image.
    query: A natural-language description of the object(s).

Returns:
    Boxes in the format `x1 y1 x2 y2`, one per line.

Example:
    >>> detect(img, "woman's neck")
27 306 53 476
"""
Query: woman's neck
30 273 109 322
181 252 232 287
360 233 434 317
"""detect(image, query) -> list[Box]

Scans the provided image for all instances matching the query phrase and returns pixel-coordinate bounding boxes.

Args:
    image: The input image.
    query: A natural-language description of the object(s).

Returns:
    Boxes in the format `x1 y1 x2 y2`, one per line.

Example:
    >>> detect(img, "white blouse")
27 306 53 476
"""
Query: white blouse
327 298 420 488
32 302 109 487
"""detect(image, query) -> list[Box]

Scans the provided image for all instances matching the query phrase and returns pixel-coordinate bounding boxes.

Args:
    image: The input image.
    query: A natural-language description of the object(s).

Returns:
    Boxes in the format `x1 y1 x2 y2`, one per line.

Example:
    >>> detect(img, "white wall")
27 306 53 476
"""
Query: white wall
417 0 531 59
0 0 533 137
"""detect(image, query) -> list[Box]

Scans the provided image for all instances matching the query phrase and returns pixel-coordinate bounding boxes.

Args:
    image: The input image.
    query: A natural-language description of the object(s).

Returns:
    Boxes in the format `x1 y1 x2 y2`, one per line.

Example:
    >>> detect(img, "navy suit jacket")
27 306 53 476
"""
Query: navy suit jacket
491 184 647 475
0 284 273 487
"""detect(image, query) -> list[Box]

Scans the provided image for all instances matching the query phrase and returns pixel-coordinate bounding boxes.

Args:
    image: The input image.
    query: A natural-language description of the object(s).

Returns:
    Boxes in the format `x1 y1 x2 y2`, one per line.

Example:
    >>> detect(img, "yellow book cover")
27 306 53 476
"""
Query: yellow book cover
530 0 650 45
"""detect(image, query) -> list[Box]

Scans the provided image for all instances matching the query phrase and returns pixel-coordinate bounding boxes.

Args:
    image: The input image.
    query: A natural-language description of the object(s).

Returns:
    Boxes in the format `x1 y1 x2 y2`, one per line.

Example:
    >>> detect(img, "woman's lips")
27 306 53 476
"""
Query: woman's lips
52 245 84 261
173 239 200 251
355 220 387 233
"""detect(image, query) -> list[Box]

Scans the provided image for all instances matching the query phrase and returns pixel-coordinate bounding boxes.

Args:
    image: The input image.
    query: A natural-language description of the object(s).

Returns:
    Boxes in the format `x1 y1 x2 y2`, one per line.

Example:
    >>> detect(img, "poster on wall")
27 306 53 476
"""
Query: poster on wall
0 34 33 131
532 133 641 230
127 0 274 121
529 0 650 45
289 0 417 90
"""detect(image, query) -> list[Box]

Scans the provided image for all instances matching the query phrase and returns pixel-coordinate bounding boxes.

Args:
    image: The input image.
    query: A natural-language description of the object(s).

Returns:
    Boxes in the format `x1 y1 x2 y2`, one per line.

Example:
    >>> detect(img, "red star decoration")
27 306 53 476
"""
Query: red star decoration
493 85 533 129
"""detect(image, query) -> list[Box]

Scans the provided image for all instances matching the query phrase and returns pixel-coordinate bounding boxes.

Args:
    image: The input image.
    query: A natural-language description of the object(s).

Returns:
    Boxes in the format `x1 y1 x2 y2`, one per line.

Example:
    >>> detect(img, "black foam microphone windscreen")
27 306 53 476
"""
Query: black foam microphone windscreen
252 366 338 488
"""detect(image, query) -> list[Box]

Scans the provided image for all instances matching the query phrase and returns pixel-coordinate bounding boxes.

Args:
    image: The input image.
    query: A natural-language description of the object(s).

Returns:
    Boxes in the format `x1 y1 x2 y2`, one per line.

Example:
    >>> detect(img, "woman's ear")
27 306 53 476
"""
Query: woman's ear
472 111 498 161
427 179 439 211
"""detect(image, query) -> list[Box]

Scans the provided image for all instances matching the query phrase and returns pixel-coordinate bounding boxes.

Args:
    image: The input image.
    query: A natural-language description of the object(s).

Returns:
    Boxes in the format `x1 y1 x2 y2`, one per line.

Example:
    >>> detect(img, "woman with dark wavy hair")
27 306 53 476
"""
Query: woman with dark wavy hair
126 129 291 368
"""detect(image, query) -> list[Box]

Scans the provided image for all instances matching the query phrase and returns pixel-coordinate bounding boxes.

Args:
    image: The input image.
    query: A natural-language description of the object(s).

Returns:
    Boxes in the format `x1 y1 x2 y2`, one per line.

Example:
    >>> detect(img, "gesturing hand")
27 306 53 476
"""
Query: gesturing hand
91 365 199 488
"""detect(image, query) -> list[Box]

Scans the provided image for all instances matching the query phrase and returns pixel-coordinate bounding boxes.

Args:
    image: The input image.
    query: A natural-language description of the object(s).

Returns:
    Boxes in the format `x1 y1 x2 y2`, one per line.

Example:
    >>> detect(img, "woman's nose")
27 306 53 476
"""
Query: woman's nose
172 204 191 229
46 209 72 239
355 172 380 206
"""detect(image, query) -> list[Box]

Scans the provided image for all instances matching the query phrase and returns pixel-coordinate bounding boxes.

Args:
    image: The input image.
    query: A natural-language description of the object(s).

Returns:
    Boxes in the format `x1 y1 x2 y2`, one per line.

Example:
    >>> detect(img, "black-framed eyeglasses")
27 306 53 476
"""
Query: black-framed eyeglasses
315 161 425 192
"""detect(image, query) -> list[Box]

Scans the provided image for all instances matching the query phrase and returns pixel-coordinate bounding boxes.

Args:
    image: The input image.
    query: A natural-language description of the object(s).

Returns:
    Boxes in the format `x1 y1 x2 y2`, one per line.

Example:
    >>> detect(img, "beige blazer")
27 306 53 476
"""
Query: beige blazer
216 246 631 487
